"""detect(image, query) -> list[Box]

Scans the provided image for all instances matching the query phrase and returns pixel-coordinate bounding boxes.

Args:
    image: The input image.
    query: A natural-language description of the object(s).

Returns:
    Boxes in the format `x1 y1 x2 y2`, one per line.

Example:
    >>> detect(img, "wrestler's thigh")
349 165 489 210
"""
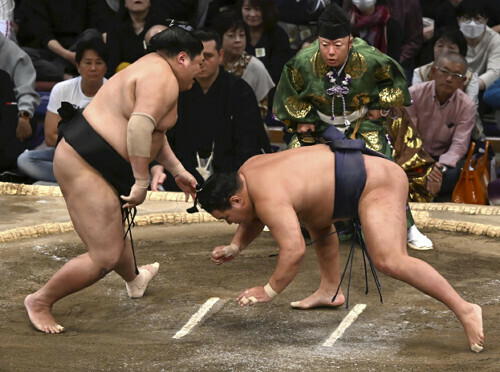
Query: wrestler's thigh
54 140 125 259
357 180 408 260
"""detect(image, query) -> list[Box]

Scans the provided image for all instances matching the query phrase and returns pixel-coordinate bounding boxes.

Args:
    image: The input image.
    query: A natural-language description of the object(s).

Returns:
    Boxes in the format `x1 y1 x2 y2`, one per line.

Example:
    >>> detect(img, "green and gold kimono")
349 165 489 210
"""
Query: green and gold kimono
273 38 410 156
273 38 435 202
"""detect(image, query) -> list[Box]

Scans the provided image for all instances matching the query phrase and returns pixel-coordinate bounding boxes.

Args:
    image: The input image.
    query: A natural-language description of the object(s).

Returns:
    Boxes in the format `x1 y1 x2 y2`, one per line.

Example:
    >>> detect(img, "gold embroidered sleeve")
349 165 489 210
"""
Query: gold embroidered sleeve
287 65 304 92
379 87 406 108
285 96 312 119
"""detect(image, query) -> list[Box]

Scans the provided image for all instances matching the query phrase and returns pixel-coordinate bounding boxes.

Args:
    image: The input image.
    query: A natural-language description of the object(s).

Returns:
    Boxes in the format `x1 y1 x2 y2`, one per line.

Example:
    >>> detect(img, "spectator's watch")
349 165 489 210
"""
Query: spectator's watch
18 111 31 120
439 165 448 175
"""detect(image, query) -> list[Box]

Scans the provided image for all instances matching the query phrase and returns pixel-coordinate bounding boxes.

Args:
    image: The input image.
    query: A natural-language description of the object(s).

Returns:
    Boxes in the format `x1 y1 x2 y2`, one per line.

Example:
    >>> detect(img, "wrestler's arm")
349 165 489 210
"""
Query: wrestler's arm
122 69 174 206
235 203 306 306
211 219 265 264
121 116 155 208
155 136 196 200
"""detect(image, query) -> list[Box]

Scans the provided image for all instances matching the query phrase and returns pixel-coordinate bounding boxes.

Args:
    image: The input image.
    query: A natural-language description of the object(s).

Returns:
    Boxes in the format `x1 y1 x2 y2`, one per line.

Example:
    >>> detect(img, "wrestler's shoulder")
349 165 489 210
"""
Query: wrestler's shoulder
128 54 173 78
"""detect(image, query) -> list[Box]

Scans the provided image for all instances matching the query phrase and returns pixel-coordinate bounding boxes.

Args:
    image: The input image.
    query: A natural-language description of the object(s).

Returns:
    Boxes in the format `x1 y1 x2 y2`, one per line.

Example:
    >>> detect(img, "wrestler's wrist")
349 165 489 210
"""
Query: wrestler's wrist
170 162 186 178
223 242 240 258
264 283 278 299
134 178 149 189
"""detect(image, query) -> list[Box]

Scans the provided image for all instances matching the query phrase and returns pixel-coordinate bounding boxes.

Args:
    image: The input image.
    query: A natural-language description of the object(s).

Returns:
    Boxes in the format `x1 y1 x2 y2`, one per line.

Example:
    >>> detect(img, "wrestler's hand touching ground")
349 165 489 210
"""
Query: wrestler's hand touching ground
211 243 239 265
175 170 197 201
237 286 272 307
121 183 148 208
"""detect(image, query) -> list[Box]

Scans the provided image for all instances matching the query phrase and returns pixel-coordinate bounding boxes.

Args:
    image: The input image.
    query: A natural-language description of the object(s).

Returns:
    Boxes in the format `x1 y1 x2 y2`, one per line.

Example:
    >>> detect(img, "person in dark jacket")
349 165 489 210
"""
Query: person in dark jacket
21 0 106 81
150 29 271 191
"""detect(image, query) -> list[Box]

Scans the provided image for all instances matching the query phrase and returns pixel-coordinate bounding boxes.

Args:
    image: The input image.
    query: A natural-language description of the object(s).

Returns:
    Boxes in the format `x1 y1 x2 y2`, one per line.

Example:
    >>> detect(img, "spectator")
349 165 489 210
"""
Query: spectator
386 0 424 83
413 26 484 139
483 77 500 109
0 32 40 175
414 0 446 66
197 0 236 29
106 0 161 77
435 0 462 31
234 0 292 84
12 0 35 46
151 29 270 191
21 0 106 81
345 0 403 61
456 0 500 91
0 0 16 41
413 26 479 105
144 23 167 49
483 76 500 132
213 12 274 119
149 0 199 27
273 0 328 51
343 0 424 83
405 52 476 200
16 39 107 184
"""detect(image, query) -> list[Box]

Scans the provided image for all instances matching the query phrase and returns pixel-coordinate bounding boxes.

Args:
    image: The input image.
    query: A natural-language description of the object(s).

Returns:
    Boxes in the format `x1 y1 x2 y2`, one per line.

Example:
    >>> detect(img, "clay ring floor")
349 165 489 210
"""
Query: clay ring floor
0 184 499 371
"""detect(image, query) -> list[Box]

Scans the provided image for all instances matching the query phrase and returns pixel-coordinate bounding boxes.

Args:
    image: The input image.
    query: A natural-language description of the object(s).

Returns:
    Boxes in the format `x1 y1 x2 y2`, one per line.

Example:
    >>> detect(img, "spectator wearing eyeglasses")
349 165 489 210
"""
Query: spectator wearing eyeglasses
405 52 476 200
456 0 500 91
412 26 485 140
413 26 479 106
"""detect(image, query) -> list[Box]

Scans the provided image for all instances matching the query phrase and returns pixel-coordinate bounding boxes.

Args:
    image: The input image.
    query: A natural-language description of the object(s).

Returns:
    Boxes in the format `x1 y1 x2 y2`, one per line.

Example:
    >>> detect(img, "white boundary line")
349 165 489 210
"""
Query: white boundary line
172 297 220 339
322 304 367 347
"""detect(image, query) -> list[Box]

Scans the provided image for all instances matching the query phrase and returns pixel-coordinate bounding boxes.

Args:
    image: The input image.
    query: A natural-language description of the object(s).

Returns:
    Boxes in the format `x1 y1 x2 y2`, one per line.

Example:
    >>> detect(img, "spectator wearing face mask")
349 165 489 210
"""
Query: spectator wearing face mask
456 0 500 91
413 26 479 106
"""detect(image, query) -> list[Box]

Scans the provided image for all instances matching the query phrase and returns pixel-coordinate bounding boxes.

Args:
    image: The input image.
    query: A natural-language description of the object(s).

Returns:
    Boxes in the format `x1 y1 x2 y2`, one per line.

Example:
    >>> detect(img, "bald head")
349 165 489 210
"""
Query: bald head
435 51 468 74
144 24 168 46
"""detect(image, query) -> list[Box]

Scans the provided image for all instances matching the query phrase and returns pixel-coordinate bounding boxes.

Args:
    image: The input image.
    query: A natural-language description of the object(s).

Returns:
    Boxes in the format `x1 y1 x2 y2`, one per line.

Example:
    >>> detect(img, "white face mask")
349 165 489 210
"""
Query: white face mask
352 0 377 12
459 20 485 39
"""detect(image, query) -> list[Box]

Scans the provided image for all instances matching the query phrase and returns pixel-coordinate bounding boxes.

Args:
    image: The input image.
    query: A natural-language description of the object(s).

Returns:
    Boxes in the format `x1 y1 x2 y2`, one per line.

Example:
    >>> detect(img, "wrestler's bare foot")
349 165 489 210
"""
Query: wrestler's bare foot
460 303 484 353
291 289 345 309
126 262 160 299
24 294 65 334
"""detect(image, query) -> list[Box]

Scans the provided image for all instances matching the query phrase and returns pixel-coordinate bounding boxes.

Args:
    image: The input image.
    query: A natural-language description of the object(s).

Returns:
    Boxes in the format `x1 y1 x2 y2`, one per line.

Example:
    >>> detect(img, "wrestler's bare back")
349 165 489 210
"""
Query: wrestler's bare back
83 53 180 163
240 144 407 227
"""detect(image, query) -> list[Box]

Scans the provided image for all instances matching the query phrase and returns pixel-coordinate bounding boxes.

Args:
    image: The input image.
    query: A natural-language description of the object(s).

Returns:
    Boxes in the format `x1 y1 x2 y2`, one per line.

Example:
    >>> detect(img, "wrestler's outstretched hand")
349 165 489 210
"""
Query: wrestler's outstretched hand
175 170 197 201
121 184 148 208
237 286 272 307
211 243 239 265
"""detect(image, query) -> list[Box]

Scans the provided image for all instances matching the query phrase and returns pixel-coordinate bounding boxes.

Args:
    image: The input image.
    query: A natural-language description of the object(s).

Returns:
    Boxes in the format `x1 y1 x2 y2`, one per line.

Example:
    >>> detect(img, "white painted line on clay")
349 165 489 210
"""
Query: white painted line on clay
172 297 220 339
322 304 367 347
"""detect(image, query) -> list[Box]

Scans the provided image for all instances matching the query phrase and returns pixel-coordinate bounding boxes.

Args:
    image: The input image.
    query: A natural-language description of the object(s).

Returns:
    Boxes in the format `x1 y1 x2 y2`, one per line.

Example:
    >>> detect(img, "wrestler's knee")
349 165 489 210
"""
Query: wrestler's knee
370 255 404 278
98 267 112 278
89 244 125 272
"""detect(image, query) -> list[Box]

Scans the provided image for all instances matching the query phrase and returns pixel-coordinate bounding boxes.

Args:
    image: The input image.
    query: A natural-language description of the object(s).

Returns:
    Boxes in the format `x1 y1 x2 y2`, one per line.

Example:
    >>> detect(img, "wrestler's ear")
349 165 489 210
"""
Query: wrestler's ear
230 195 244 208
177 51 188 66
